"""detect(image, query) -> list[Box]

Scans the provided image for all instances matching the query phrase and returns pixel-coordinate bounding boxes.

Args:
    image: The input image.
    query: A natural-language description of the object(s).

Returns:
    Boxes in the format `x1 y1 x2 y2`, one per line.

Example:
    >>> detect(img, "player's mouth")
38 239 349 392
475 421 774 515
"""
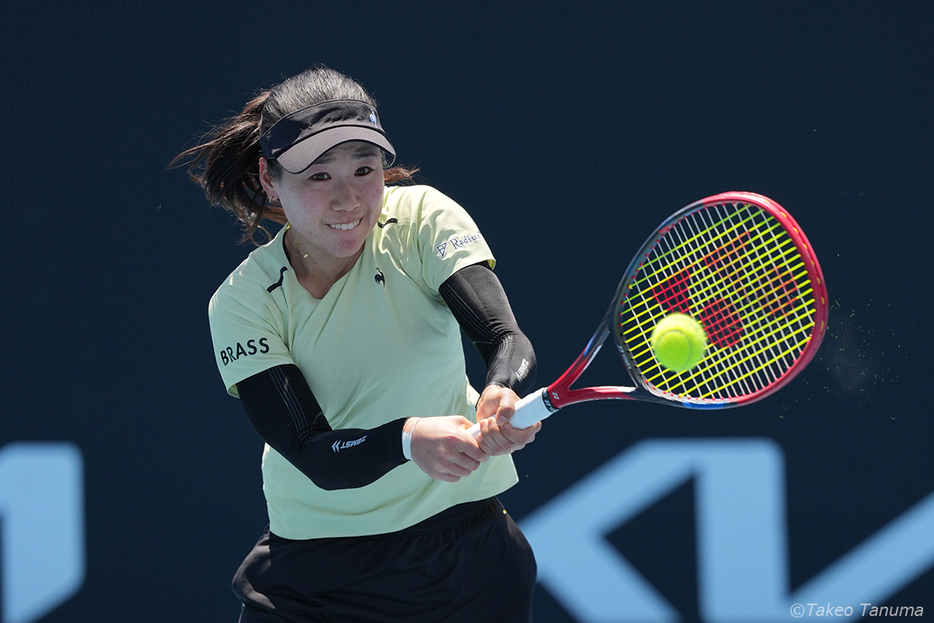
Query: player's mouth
329 218 362 231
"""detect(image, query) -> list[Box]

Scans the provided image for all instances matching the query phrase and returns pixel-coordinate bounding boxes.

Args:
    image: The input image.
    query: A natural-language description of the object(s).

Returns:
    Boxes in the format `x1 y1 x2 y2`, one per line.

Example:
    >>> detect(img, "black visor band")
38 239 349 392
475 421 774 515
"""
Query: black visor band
260 99 396 174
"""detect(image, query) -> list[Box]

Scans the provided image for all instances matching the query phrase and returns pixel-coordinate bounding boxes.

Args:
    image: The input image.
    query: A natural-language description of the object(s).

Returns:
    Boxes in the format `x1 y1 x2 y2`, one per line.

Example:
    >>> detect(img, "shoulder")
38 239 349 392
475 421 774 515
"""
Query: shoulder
381 184 482 247
383 184 445 205
383 184 469 221
378 184 494 289
209 230 290 318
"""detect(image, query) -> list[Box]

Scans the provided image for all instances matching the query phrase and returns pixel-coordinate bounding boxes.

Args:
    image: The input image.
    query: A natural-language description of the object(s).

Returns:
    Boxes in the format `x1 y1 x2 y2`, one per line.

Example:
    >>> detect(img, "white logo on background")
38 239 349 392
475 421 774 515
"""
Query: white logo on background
0 442 85 623
521 438 934 622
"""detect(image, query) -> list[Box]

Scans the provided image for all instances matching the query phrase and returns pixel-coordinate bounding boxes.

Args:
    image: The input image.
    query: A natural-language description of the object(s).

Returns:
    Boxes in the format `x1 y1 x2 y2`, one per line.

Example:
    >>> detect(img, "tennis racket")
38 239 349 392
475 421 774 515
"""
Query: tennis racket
468 191 828 435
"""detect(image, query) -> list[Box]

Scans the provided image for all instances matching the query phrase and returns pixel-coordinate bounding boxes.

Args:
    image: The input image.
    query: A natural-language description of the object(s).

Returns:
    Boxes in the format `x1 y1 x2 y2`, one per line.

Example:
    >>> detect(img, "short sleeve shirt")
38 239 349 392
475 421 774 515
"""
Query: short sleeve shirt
208 185 519 538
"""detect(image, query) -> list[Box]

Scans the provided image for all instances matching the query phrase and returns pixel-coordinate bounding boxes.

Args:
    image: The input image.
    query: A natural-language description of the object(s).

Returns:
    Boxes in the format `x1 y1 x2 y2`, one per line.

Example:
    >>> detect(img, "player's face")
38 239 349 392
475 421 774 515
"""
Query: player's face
262 141 385 265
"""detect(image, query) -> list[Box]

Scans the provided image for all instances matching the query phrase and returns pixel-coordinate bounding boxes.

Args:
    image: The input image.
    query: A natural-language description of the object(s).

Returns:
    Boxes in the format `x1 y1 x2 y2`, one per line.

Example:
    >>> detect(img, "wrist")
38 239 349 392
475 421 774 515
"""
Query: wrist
401 417 420 460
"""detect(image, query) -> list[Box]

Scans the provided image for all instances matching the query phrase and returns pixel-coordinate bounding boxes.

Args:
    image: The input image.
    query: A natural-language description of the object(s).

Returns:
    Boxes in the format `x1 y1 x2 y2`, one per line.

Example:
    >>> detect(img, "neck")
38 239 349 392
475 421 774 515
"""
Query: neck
285 225 363 298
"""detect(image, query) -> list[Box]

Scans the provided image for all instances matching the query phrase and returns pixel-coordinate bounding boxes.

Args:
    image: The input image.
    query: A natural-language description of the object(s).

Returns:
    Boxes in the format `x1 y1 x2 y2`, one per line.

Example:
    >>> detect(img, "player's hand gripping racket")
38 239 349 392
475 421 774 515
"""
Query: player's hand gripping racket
468 191 827 436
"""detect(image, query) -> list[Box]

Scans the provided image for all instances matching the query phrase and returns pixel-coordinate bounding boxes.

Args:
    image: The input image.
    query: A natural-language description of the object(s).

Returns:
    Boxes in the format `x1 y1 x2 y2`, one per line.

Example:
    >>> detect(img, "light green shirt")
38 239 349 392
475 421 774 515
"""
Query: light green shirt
208 185 518 538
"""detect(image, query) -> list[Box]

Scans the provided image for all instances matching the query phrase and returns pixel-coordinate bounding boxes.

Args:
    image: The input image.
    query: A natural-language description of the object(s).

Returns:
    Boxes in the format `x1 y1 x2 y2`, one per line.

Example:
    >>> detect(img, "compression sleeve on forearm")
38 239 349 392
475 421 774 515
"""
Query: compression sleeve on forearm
439 263 537 397
236 364 408 491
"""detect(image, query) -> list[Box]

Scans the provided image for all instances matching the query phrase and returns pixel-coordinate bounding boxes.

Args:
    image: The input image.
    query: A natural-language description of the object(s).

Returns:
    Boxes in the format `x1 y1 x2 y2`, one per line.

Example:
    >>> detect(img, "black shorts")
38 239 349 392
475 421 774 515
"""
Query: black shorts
233 497 536 623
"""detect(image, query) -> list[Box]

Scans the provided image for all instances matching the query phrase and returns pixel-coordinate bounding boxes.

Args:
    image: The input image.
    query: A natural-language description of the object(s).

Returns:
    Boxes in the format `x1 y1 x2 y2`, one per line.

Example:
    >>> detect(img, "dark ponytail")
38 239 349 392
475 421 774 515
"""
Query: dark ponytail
172 91 285 243
173 67 415 245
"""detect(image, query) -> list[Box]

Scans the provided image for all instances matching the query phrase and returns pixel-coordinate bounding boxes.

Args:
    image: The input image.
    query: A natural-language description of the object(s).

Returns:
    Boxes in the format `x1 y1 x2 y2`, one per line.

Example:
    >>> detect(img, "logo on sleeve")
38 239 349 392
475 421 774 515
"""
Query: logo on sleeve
332 436 367 453
219 338 270 366
436 232 484 259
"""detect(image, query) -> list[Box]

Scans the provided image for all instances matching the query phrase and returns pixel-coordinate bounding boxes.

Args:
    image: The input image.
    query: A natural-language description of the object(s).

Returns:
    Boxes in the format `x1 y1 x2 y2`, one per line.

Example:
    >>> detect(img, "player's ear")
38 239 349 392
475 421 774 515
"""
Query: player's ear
258 157 278 199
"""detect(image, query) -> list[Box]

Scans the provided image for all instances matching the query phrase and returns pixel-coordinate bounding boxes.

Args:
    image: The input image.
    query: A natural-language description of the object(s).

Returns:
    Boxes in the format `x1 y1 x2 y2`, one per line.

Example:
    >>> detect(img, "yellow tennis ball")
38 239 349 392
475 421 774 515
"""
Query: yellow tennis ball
650 313 707 372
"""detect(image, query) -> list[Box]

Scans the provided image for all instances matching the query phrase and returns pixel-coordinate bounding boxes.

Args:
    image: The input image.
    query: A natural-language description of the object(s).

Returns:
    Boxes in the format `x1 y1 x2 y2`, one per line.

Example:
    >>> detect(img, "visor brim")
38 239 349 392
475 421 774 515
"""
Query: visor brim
276 126 396 174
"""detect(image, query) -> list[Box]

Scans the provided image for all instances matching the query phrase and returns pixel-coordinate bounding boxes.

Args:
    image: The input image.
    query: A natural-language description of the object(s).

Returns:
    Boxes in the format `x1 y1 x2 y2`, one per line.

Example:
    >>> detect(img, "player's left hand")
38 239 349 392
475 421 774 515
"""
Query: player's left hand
474 385 541 456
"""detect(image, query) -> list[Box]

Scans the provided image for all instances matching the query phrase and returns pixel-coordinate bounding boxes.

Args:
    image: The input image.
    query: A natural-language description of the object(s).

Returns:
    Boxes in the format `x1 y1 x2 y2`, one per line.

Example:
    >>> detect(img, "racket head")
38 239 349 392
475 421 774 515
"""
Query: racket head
613 192 828 408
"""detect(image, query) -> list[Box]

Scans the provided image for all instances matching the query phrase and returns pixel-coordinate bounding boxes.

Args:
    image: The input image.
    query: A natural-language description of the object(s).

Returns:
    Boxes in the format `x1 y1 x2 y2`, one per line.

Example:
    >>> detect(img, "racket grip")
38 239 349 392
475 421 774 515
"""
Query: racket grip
466 388 554 438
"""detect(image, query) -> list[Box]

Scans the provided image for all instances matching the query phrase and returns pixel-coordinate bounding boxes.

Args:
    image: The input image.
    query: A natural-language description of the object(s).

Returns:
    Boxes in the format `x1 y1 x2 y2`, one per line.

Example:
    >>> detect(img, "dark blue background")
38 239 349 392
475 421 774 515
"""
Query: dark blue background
2 2 932 620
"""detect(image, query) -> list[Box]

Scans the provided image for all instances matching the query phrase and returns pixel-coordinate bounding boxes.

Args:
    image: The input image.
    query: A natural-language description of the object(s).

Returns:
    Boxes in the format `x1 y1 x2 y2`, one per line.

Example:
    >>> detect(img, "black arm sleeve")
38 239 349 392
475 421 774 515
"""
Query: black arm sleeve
439 263 537 397
236 364 408 491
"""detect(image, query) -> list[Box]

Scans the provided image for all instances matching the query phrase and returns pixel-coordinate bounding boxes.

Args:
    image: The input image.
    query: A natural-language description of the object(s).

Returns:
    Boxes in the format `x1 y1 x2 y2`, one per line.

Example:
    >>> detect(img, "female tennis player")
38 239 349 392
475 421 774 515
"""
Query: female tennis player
176 66 540 622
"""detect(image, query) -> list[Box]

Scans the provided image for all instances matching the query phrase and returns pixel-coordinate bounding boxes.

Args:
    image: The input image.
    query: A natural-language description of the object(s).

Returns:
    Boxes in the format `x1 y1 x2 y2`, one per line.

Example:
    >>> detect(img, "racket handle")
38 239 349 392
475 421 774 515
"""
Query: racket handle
466 388 554 438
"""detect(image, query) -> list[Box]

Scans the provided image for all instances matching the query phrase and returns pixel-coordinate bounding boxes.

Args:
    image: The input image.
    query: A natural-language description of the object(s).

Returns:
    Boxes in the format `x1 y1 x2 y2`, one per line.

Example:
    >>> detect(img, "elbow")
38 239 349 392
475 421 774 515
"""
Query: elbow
311 478 343 492
298 464 347 491
302 465 373 491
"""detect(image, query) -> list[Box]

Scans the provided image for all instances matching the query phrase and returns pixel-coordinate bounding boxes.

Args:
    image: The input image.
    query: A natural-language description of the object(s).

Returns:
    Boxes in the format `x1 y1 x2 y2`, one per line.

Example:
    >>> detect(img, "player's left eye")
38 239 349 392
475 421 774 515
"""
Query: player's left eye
356 166 374 176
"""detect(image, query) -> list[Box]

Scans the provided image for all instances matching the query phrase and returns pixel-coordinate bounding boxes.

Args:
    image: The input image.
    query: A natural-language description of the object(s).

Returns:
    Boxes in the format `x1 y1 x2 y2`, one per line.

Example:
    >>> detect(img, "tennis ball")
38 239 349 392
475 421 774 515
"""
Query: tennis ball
650 313 707 372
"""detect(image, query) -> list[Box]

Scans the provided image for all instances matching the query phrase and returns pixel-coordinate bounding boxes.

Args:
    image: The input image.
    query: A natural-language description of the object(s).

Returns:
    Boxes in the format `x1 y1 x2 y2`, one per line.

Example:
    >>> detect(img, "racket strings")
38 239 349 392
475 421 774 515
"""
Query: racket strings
662 208 813 398
617 201 818 402
643 208 769 397
682 204 808 397
663 208 812 398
